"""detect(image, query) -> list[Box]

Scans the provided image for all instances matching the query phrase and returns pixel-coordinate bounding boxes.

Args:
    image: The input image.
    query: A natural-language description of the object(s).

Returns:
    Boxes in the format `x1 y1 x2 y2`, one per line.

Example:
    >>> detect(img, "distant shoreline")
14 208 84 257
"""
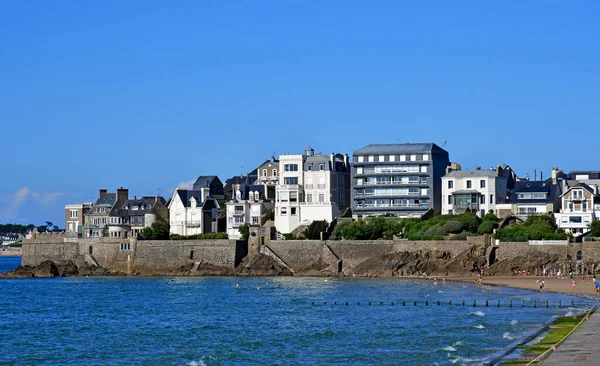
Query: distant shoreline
0 249 22 257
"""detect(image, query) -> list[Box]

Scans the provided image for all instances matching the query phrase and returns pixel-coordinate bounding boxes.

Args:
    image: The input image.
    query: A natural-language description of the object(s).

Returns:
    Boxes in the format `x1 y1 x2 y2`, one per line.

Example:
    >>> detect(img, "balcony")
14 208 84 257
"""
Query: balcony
186 221 202 227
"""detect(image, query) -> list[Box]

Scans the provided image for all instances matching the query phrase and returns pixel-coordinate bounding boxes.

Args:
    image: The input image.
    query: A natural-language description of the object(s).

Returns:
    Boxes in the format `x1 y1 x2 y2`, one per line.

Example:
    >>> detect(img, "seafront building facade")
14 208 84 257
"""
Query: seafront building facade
351 143 450 219
65 203 92 235
274 147 351 234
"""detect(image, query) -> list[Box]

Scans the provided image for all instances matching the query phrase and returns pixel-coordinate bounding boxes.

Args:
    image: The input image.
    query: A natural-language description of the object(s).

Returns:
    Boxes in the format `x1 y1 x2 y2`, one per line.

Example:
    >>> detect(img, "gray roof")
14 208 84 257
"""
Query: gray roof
445 170 498 178
353 143 439 155
94 193 117 206
451 189 481 195
193 175 220 189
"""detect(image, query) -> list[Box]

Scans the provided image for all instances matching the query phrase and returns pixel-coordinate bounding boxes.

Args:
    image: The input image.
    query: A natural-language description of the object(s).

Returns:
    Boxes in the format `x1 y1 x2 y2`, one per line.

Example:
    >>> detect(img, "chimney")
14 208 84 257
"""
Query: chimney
330 152 335 170
475 166 481 170
98 189 107 198
134 196 137 200
344 153 349 168
496 165 502 177
270 156 275 163
116 187 129 202
201 187 210 202
551 167 559 185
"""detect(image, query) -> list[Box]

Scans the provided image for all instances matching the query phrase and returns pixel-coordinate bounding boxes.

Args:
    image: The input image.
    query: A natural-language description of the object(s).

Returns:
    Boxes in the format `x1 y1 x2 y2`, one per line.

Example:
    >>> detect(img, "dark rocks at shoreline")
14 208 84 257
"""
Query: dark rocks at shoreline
486 250 561 276
0 260 112 278
235 254 293 276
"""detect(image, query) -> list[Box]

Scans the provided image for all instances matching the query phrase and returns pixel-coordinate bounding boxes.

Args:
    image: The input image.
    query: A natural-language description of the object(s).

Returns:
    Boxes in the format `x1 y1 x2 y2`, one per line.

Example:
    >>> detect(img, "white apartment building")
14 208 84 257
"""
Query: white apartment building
442 167 513 217
274 147 350 234
168 188 220 236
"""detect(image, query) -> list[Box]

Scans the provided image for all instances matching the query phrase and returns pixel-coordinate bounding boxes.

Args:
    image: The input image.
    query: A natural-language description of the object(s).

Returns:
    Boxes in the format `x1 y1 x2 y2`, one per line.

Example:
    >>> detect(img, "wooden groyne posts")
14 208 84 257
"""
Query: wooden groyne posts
311 299 576 308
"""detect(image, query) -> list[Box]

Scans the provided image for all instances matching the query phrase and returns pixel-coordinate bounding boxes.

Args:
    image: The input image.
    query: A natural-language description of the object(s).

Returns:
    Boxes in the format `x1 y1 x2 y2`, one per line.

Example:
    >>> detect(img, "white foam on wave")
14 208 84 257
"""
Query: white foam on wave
450 356 481 364
503 332 515 340
473 324 485 329
565 310 575 317
453 341 464 346
438 290 444 293
469 310 485 317
186 361 207 366
442 346 457 351
510 320 519 326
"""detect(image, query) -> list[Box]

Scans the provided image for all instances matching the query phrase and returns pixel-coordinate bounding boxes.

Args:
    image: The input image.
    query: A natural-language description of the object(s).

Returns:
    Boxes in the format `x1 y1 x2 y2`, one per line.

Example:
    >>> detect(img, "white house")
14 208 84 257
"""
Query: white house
442 166 515 217
555 183 600 236
168 188 220 236
274 147 350 234
226 184 274 239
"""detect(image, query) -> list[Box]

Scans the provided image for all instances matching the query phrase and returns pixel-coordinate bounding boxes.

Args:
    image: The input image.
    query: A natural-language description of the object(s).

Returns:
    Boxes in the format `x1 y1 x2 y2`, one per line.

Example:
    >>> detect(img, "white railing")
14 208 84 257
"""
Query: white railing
528 240 569 246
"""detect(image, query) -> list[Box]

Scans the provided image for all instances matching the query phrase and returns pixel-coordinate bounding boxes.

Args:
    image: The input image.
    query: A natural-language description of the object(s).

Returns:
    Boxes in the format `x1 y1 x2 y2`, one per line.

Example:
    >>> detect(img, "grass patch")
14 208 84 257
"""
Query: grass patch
500 314 589 365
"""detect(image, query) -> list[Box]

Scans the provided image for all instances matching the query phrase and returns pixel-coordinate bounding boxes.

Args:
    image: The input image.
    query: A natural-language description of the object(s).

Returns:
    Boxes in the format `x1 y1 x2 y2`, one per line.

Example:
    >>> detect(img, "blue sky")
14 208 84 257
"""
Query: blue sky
1 1 598 226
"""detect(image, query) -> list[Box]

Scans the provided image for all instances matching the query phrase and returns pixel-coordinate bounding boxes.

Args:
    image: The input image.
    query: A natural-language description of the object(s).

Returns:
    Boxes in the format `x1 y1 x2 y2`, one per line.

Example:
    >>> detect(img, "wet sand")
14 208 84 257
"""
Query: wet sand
0 249 22 256
451 275 600 296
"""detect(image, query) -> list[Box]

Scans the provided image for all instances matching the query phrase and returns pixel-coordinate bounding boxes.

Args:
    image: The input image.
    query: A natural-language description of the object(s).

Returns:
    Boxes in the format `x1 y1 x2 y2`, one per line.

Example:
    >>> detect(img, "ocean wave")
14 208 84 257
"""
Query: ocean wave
510 320 519 326
453 341 464 346
450 356 481 364
469 311 485 317
503 332 514 340
565 311 575 316
473 324 485 329
442 346 457 351
186 360 207 366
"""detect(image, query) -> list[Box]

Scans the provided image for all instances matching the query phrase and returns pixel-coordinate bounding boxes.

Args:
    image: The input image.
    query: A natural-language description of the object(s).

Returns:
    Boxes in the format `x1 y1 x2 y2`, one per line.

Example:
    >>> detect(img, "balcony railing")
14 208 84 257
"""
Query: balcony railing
185 221 202 226
305 184 314 189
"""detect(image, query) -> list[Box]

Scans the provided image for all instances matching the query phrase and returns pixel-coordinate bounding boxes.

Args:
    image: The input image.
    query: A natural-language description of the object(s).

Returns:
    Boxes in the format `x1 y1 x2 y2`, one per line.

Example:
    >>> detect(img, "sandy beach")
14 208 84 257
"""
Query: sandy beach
0 249 22 256
451 275 600 297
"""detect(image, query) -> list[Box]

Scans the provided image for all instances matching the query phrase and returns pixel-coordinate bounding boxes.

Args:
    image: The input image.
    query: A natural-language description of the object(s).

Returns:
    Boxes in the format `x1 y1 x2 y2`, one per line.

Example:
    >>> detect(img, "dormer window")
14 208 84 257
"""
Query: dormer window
572 190 584 200
307 165 312 171
319 163 324 171
273 169 277 177
254 191 259 200
249 192 254 201
190 198 197 208
263 169 267 177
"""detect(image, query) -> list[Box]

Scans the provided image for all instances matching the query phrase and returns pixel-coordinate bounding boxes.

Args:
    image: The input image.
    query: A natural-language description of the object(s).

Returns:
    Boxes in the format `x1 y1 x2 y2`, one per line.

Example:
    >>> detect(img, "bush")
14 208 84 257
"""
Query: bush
495 214 569 242
449 231 471 241
590 221 600 237
238 223 250 241
330 220 351 240
304 220 329 240
477 220 497 235
339 216 403 240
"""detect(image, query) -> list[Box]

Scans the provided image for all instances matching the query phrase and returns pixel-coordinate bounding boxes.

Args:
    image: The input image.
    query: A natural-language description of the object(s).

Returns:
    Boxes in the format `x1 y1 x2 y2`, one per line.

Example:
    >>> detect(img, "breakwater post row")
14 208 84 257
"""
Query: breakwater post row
311 299 576 308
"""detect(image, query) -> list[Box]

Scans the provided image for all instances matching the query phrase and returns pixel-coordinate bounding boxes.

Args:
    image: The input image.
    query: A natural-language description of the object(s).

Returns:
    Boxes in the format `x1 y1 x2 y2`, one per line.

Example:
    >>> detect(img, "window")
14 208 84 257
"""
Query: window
307 165 312 171
569 216 582 223
378 155 385 162
357 156 364 163
480 195 486 204
272 169 277 177
249 192 254 200
284 164 298 172
400 155 406 162
281 208 287 216
420 166 427 173
568 202 573 211
532 193 546 199
235 206 244 213
572 190 583 200
466 180 472 189
448 180 454 189
410 154 416 161
319 193 325 203
480 180 486 188
448 195 452 205
290 192 298 202
583 203 588 212
306 193 313 202
319 163 324 171
284 177 298 185
70 210 78 218
234 217 244 225
120 243 131 251
518 193 532 199
252 217 259 225
490 194 494 203
366 155 374 162
291 207 297 215
356 167 363 174
263 169 267 177
389 155 396 162
423 154 429 161
280 192 288 202
318 176 325 189
228 217 233 224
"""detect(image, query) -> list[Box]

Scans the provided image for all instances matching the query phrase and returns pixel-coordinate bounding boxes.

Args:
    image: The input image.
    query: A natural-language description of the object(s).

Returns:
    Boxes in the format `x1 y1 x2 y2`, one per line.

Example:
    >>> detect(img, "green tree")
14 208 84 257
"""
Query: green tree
238 223 250 241
150 221 169 240
304 220 329 240
589 221 600 237
141 227 155 240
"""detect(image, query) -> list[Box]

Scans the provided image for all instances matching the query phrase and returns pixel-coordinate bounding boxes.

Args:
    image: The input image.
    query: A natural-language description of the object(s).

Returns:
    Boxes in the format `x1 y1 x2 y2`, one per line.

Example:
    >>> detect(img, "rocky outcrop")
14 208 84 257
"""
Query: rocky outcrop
235 254 293 276
352 250 443 277
0 260 112 278
486 250 561 276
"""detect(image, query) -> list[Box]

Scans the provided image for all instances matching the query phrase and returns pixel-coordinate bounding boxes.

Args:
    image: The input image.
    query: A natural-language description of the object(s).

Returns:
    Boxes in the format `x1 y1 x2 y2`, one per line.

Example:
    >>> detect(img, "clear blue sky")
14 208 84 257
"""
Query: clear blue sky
1 1 598 226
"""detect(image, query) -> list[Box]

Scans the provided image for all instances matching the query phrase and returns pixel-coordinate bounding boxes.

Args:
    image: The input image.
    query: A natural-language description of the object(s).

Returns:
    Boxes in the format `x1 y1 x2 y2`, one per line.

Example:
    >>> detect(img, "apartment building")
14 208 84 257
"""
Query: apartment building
351 143 449 219
226 182 274 239
555 183 600 236
274 147 350 234
65 202 92 235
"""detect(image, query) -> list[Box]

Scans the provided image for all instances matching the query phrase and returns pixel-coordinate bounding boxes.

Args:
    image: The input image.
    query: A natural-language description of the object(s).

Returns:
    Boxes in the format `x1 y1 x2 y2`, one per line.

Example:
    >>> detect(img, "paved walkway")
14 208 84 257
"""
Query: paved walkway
543 311 600 365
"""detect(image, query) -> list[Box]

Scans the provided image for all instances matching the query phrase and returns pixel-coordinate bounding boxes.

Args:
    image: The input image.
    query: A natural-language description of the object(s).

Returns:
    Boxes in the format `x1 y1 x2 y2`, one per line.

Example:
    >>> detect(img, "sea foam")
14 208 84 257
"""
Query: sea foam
473 324 485 329
469 311 485 317
442 346 457 351
187 361 207 366
510 320 519 326
503 332 515 340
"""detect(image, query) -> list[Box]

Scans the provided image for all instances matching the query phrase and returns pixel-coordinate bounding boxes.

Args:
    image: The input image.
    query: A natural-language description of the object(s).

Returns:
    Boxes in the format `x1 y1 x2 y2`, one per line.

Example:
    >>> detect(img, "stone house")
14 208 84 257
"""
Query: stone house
64 202 93 235
555 183 600 236
107 196 169 238
83 188 129 238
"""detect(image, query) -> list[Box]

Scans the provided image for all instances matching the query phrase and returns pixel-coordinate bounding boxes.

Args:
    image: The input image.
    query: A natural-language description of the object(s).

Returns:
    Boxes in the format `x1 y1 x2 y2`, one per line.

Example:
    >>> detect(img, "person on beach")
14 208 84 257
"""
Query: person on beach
539 280 545 293
442 276 446 285
596 281 600 294
433 278 437 285
572 280 576 288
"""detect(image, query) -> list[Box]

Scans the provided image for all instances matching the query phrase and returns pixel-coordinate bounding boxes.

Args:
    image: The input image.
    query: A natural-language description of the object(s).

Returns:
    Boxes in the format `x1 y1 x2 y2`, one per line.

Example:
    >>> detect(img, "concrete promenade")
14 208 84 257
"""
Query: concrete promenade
543 311 600 365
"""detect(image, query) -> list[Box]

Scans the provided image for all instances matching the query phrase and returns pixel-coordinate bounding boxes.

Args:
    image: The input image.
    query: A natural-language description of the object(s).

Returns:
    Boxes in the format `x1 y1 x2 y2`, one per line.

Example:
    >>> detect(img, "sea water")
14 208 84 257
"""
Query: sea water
0 257 594 365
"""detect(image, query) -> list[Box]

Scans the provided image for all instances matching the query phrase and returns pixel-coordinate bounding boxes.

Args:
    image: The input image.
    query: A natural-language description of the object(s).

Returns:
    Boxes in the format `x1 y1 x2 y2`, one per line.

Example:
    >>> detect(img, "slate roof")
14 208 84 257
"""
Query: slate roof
174 189 221 209
193 175 220 189
94 193 117 206
510 181 559 203
445 170 498 178
238 184 267 201
353 143 442 155
561 183 597 197
568 171 600 179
